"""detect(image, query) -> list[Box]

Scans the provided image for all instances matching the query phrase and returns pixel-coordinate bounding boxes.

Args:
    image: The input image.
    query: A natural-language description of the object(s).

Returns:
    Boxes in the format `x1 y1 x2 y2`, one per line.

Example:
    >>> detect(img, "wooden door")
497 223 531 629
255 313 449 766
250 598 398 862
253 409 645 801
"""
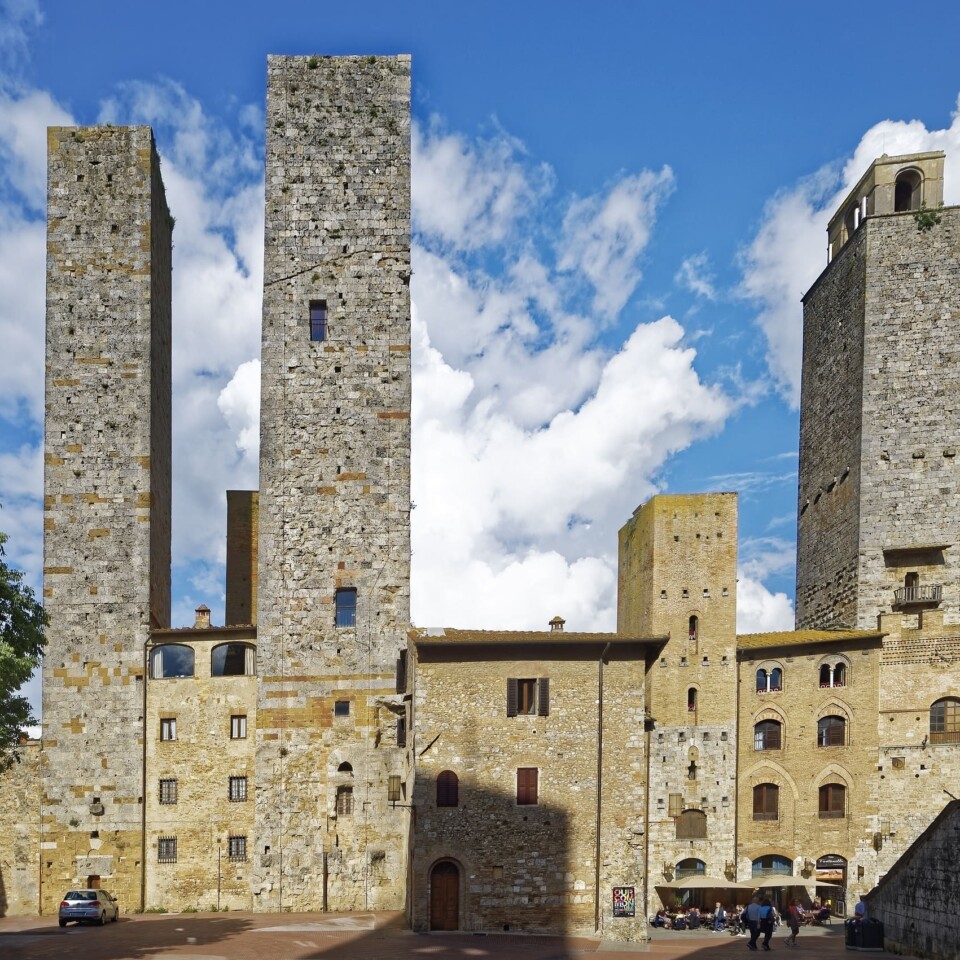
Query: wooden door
430 862 459 930
87 875 100 889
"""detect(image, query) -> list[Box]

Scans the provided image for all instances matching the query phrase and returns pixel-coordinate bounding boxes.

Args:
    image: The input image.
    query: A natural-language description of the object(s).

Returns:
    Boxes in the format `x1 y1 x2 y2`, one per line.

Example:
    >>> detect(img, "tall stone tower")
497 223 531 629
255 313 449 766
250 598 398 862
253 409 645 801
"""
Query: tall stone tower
618 493 739 910
254 55 412 911
796 152 960 630
41 126 172 912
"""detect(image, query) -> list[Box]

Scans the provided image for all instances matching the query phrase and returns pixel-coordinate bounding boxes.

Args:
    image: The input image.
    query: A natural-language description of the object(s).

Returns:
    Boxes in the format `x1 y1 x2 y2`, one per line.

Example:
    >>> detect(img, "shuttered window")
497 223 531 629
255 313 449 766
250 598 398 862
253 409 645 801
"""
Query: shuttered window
506 678 550 717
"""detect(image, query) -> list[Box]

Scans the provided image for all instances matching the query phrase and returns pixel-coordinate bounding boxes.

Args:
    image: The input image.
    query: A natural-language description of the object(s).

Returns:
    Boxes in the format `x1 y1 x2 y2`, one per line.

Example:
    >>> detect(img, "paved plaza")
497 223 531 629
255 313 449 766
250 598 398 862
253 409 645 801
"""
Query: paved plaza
0 910 868 960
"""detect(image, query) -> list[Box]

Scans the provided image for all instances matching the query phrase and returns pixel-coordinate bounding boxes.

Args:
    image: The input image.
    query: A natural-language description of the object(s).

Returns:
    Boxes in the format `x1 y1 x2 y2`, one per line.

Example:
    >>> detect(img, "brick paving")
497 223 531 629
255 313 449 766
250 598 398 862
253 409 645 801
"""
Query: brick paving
0 911 871 960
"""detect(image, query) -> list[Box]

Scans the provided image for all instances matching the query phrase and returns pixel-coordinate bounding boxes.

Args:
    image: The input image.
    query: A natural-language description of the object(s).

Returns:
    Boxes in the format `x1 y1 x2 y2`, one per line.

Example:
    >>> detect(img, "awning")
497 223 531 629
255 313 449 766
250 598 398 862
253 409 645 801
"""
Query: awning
753 879 844 890
657 875 757 890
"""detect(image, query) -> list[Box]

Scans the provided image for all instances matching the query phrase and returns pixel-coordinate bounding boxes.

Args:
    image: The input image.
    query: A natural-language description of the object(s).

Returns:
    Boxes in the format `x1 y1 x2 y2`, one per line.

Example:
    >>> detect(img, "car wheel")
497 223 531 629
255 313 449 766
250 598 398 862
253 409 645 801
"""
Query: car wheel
58 919 67 927
98 910 105 926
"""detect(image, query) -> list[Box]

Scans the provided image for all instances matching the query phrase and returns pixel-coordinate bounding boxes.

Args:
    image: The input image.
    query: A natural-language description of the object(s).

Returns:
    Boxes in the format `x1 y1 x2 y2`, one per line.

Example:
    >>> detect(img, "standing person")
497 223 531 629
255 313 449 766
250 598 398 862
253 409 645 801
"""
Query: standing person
855 896 867 921
784 899 802 946
747 895 763 950
714 901 727 932
759 897 775 950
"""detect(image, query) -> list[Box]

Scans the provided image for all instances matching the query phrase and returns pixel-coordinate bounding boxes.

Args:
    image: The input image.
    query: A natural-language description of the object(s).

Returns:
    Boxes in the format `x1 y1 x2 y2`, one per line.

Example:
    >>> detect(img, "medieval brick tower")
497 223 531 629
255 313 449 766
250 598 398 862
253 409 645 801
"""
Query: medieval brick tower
796 152 960 630
253 56 412 911
618 493 739 907
40 127 172 911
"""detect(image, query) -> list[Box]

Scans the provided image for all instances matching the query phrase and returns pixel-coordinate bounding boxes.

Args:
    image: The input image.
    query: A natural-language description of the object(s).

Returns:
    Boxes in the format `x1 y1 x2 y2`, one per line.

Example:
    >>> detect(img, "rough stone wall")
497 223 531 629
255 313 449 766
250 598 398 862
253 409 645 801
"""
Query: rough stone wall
0 744 40 915
618 494 738 915
411 639 649 939
735 638 881 908
144 628 257 910
225 491 258 626
41 126 171 914
796 227 866 630
254 55 412 912
865 799 960 960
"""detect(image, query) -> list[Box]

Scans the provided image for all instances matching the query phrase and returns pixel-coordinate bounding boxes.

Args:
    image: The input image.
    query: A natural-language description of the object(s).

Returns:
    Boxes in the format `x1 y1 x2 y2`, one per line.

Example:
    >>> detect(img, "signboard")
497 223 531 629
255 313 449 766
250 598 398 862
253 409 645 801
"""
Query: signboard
613 886 636 918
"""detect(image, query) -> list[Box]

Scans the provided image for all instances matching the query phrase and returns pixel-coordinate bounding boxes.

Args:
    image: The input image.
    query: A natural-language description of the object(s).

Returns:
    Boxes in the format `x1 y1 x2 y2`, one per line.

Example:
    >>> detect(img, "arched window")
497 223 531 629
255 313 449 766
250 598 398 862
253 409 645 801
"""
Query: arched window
211 643 256 676
819 783 845 819
756 668 768 693
676 856 706 877
770 667 783 691
676 810 707 839
689 615 698 644
336 785 353 816
819 664 831 686
753 783 779 821
930 697 960 743
337 762 353 774
150 644 195 679
437 770 459 807
818 715 846 747
819 662 847 688
687 687 698 713
757 666 784 693
754 720 782 751
894 169 923 212
752 854 792 878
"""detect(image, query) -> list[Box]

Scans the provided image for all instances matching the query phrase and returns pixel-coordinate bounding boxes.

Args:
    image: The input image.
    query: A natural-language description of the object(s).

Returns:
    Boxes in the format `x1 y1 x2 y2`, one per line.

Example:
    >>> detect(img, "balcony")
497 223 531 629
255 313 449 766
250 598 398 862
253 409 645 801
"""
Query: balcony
894 584 942 607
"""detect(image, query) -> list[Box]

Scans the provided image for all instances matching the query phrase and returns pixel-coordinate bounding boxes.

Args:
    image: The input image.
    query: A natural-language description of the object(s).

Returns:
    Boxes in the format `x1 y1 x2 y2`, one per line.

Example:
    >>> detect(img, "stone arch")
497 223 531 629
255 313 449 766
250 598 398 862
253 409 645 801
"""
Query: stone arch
742 758 801 802
894 167 923 212
754 704 787 725
813 762 853 789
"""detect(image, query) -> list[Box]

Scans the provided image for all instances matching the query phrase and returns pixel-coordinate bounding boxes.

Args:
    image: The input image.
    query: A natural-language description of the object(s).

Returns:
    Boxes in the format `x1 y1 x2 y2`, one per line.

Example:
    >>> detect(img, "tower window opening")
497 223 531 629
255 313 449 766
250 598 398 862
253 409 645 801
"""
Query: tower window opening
894 169 923 212
309 299 327 342
687 687 698 713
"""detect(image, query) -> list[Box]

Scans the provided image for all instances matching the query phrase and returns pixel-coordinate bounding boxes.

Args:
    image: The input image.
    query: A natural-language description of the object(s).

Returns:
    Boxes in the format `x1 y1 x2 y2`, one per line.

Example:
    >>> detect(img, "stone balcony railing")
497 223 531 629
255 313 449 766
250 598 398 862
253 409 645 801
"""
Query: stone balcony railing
894 584 942 606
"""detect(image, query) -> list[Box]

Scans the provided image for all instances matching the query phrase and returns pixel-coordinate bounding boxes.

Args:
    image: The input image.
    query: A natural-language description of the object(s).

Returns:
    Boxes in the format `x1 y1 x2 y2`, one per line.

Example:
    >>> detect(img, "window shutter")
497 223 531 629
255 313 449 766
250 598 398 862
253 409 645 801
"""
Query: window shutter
537 677 550 716
506 678 518 717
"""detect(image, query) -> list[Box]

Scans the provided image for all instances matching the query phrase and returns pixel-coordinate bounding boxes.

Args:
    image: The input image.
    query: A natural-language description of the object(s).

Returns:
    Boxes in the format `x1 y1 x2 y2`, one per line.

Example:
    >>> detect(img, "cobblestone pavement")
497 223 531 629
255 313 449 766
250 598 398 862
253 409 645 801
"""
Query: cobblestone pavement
0 911 867 960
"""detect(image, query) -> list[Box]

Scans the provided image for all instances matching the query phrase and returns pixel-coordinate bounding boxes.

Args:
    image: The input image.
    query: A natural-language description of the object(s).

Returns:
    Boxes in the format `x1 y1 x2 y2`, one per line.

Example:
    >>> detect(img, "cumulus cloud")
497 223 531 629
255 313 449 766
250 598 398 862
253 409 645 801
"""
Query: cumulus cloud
741 99 960 406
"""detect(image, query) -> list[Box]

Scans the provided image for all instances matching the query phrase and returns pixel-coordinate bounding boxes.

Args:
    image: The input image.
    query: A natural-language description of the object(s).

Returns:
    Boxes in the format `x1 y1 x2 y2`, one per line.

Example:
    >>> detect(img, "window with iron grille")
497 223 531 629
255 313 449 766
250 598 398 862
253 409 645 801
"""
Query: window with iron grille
437 770 459 807
309 300 327 342
336 785 353 816
516 767 538 805
753 783 779 820
229 776 248 802
818 783 846 818
506 678 549 717
231 714 247 739
157 837 177 863
228 835 247 861
158 778 177 805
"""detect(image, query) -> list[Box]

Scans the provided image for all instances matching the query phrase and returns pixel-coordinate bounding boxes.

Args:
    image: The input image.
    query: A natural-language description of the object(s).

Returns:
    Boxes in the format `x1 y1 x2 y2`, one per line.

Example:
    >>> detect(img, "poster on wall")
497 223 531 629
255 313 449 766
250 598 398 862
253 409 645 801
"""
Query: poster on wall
613 886 636 918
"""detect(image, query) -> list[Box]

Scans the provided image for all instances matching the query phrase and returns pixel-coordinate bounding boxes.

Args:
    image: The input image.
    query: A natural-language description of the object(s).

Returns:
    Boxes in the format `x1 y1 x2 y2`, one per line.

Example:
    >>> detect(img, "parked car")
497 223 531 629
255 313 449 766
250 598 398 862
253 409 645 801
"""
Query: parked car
58 889 119 926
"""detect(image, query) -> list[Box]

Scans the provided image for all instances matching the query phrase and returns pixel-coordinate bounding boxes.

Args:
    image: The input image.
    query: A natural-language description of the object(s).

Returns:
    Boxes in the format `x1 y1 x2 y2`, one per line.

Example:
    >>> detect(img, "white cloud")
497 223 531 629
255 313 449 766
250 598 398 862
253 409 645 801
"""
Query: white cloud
675 252 717 300
737 574 794 633
218 359 261 461
741 98 960 407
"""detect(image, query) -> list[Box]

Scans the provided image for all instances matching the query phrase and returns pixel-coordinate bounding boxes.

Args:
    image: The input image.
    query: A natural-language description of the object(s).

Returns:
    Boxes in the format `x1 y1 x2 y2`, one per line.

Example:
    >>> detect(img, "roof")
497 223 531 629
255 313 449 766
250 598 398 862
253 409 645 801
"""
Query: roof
150 624 257 642
411 627 667 647
737 629 884 653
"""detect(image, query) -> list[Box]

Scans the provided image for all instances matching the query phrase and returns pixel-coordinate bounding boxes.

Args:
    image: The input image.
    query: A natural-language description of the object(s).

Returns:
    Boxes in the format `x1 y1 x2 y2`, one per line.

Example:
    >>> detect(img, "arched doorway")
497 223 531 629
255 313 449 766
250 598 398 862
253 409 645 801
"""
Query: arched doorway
430 861 459 930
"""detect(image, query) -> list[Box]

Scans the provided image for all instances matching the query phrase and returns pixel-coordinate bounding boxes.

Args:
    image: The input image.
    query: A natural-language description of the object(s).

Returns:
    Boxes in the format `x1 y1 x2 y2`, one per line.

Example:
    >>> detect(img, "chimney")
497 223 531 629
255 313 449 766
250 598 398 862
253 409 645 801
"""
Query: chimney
194 604 211 629
549 615 565 632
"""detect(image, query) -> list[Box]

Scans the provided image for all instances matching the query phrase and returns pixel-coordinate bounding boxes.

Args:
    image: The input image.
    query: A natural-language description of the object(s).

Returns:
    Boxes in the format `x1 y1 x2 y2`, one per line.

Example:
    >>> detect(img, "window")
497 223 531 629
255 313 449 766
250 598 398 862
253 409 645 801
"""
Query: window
337 761 353 773
668 793 683 817
150 644 195 679
396 716 406 747
756 668 768 693
336 785 353 815
517 767 538 805
309 299 327 342
230 715 247 739
752 854 792 878
894 169 923 212
930 697 960 743
506 677 550 717
157 837 177 863
335 588 357 627
688 615 698 646
334 700 350 717
820 662 847 688
211 643 256 677
159 778 177 805
754 719 782 750
437 770 459 807
819 783 846 819
228 776 248 802
753 783 779 821
818 715 846 747
676 809 707 839
228 836 247 861
757 666 784 693
676 857 706 879
160 718 177 741
687 687 698 712
396 652 407 693
770 667 783 691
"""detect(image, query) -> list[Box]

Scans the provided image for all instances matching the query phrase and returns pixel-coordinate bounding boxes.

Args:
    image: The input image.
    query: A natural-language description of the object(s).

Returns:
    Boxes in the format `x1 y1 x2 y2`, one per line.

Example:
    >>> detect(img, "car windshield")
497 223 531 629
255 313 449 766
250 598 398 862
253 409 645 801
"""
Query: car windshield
65 891 97 900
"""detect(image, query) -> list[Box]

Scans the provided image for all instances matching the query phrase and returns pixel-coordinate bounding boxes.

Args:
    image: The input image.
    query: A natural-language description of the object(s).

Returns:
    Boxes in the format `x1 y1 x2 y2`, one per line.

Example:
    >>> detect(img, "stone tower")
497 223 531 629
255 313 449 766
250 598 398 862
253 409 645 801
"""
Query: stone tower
41 126 172 912
618 493 738 911
796 151 960 630
253 55 412 911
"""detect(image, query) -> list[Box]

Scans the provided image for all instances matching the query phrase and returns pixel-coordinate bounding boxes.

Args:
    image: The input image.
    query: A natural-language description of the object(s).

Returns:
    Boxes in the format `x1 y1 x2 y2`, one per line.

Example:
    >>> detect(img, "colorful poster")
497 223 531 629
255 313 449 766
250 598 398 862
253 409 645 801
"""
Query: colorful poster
613 886 636 918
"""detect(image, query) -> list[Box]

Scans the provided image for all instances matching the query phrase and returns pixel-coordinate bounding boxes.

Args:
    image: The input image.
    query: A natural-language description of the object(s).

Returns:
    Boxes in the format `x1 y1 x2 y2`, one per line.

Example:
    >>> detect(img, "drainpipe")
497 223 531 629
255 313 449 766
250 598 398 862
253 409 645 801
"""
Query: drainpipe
141 638 149 912
594 642 611 933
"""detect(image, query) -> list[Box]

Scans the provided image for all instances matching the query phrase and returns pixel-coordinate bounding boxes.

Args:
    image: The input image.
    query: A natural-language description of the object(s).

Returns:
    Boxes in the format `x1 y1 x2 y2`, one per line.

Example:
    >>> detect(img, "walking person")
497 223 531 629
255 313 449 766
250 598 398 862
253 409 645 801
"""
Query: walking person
747 895 763 950
759 897 776 950
784 899 802 946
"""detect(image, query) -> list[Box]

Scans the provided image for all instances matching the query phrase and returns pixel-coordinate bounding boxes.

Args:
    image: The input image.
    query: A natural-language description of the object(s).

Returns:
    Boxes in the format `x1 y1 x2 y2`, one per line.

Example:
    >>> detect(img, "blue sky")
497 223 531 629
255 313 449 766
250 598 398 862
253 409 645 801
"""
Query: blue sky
4 0 960 714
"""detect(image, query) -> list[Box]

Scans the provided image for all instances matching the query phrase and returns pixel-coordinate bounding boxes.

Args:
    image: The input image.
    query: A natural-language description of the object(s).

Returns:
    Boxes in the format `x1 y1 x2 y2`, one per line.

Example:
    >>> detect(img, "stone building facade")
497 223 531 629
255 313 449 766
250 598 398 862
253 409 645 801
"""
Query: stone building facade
2 64 960 943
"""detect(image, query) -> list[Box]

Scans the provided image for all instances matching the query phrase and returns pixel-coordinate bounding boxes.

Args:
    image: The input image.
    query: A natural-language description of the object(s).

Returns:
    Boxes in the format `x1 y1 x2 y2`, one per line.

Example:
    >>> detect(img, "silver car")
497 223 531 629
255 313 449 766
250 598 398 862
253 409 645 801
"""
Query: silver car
58 889 119 926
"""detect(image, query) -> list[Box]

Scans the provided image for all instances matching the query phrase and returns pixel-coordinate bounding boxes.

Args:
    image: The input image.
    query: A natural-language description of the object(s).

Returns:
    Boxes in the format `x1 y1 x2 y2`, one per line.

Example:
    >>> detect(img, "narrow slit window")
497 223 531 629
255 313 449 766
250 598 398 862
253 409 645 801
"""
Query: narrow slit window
310 299 327 342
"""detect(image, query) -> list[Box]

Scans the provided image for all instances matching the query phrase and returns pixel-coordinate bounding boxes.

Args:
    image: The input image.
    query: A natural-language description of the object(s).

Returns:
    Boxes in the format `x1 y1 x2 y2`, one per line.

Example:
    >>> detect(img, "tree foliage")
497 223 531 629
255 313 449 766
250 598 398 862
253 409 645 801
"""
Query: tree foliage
0 526 47 770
